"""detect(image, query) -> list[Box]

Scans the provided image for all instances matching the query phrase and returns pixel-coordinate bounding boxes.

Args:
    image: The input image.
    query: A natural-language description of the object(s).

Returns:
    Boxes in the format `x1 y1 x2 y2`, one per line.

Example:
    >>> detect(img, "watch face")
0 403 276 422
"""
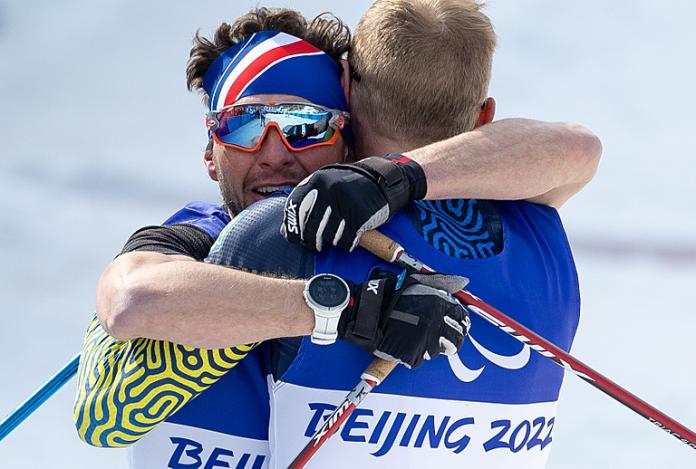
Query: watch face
308 275 348 308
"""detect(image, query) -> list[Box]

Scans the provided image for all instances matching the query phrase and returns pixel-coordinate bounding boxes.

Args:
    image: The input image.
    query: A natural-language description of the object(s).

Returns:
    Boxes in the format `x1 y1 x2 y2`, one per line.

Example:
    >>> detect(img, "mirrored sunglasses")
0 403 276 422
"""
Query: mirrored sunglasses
207 102 349 153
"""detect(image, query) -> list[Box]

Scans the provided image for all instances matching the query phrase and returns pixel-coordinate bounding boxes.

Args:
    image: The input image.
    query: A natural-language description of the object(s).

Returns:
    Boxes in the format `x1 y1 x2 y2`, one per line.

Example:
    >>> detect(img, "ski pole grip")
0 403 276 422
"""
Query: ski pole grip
359 230 401 263
361 358 398 386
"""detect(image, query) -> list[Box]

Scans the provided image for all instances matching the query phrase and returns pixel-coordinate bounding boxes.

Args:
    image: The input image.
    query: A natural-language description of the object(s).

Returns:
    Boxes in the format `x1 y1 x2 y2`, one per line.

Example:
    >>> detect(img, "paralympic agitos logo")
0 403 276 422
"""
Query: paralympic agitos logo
447 332 531 382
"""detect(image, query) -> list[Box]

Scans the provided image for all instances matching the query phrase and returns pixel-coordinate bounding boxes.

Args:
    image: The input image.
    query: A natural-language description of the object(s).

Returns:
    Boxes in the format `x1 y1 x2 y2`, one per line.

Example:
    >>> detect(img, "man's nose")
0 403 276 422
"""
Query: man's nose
256 126 295 169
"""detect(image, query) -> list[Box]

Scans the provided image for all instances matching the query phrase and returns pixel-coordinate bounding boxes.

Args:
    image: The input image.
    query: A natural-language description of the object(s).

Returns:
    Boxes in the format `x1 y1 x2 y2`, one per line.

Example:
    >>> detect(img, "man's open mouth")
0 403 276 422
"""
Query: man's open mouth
253 185 295 195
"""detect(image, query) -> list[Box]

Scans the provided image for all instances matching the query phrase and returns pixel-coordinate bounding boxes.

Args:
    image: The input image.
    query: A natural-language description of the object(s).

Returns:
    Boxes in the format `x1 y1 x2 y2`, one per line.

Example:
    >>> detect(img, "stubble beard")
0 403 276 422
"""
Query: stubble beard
216 170 244 217
216 162 313 217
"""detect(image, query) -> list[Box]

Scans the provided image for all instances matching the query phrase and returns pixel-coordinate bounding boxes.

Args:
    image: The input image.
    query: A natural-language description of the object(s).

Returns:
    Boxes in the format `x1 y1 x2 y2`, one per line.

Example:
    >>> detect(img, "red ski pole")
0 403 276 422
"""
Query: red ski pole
359 229 696 450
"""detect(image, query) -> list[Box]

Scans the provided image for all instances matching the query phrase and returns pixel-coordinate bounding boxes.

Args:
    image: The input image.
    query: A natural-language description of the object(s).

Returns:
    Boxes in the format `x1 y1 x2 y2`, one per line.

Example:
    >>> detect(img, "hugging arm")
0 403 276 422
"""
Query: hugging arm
75 222 270 447
409 118 602 208
282 118 601 252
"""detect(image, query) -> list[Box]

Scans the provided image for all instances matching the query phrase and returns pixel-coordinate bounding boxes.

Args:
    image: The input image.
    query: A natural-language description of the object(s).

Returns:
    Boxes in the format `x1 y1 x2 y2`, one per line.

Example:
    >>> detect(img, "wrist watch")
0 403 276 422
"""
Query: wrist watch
303 274 351 345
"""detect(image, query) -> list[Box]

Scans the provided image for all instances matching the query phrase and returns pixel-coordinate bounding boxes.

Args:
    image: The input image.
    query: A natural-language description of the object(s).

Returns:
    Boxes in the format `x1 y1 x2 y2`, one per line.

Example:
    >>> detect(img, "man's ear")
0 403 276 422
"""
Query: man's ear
204 147 218 181
474 97 496 128
340 59 351 105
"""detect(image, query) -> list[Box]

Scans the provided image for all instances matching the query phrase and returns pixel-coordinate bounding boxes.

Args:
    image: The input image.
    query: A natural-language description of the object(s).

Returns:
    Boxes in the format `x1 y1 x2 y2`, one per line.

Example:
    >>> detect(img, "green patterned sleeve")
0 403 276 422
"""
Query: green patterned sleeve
73 315 255 447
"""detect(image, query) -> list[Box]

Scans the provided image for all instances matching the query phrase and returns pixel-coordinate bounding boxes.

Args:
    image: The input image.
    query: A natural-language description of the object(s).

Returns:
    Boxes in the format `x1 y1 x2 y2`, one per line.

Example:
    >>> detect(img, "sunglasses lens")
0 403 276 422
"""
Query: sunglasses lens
215 106 265 148
275 104 335 149
213 104 338 151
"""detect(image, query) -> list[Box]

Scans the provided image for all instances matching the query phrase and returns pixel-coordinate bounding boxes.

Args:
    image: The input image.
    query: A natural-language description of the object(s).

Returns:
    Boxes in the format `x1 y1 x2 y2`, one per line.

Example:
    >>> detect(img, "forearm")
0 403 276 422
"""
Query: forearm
74 315 253 447
97 252 313 349
406 119 602 208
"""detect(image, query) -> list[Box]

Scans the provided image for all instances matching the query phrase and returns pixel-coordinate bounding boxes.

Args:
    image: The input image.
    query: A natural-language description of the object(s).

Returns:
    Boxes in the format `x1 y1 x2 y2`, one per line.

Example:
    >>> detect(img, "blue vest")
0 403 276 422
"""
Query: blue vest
269 200 579 468
129 202 270 469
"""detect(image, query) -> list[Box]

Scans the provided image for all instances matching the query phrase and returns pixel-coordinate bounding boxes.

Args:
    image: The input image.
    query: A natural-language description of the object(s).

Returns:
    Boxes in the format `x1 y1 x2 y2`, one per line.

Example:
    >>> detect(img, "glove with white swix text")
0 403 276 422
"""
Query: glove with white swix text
338 269 472 368
281 154 427 252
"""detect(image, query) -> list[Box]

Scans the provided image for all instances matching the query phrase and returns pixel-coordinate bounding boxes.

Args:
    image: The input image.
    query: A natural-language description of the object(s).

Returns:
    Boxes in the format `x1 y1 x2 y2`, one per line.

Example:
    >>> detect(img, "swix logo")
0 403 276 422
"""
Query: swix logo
285 199 299 234
366 279 380 295
311 400 352 446
167 437 266 469
447 333 531 383
312 380 373 446
305 404 473 457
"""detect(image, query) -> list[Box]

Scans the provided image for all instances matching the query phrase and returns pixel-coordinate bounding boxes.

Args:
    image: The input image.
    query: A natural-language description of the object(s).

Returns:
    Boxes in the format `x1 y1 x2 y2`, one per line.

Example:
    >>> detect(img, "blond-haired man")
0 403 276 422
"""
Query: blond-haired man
266 0 593 466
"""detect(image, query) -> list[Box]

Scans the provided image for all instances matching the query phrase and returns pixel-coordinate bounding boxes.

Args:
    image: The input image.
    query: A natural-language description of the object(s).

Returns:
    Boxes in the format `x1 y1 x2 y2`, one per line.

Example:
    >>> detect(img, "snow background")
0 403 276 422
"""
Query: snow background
1 0 694 467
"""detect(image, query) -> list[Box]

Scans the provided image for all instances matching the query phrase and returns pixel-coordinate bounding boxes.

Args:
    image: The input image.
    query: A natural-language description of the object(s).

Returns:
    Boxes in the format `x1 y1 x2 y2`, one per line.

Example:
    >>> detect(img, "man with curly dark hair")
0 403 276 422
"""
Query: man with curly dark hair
75 5 600 468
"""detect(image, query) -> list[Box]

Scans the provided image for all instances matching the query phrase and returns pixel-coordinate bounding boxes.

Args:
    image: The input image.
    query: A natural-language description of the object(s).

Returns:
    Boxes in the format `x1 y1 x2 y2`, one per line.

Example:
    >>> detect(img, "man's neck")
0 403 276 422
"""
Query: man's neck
357 130 414 159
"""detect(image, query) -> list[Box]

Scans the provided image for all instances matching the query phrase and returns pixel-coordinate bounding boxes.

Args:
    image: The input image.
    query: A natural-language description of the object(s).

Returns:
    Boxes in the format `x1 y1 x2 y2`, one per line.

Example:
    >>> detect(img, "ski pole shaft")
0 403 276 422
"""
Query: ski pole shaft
0 353 81 441
359 229 696 450
288 358 397 468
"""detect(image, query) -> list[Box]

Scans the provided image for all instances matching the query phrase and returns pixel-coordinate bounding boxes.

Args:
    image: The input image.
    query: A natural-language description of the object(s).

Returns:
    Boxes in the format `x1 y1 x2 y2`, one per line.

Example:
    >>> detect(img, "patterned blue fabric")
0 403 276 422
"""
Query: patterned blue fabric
412 199 501 259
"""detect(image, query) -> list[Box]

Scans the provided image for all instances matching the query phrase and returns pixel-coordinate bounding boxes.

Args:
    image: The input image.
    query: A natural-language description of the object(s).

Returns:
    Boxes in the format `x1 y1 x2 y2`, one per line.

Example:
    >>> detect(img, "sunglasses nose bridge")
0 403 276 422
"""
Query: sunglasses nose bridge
255 123 297 165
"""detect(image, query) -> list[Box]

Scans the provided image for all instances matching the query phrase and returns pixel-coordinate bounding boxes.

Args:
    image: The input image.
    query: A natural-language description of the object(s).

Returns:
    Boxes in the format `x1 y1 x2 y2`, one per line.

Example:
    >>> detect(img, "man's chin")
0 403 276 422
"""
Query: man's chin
227 191 287 214
220 193 245 217
222 193 266 216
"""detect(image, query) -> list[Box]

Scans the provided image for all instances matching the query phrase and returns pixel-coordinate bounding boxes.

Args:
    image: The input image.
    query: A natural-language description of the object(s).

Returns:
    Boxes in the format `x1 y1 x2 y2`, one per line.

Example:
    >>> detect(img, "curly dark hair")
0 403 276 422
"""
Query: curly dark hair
187 7 351 107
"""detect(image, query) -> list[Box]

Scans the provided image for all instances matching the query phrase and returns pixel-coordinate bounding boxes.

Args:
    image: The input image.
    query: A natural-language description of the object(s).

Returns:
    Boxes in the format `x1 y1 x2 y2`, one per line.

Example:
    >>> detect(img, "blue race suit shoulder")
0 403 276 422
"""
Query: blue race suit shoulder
162 201 230 239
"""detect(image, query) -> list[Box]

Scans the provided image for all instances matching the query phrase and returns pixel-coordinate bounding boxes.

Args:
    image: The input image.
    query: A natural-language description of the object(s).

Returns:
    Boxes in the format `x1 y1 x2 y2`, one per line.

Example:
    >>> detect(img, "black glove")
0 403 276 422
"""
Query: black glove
281 154 427 252
338 269 471 368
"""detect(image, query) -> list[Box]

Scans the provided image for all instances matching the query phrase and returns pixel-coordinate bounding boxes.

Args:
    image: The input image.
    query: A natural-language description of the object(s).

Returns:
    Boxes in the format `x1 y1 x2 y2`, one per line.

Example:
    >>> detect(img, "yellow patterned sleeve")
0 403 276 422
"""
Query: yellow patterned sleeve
73 315 256 447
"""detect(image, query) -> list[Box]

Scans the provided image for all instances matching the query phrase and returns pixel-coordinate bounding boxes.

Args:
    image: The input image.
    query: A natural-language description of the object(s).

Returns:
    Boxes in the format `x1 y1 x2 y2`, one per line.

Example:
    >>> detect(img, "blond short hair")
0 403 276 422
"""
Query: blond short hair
350 0 496 145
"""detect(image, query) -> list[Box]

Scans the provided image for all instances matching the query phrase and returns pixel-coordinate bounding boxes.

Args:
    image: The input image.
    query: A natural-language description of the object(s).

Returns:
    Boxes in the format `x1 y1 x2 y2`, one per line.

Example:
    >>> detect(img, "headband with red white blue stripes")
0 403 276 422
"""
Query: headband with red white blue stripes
202 31 348 114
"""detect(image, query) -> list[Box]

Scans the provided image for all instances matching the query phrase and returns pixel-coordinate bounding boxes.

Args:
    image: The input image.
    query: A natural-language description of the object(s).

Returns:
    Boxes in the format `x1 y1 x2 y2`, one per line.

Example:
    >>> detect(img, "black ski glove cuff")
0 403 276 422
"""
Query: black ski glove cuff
328 154 427 215
381 153 428 202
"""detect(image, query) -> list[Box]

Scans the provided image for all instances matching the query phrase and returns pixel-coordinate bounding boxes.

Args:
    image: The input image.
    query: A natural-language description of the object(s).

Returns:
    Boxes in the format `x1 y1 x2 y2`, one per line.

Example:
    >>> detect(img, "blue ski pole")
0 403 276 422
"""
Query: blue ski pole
0 352 80 441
